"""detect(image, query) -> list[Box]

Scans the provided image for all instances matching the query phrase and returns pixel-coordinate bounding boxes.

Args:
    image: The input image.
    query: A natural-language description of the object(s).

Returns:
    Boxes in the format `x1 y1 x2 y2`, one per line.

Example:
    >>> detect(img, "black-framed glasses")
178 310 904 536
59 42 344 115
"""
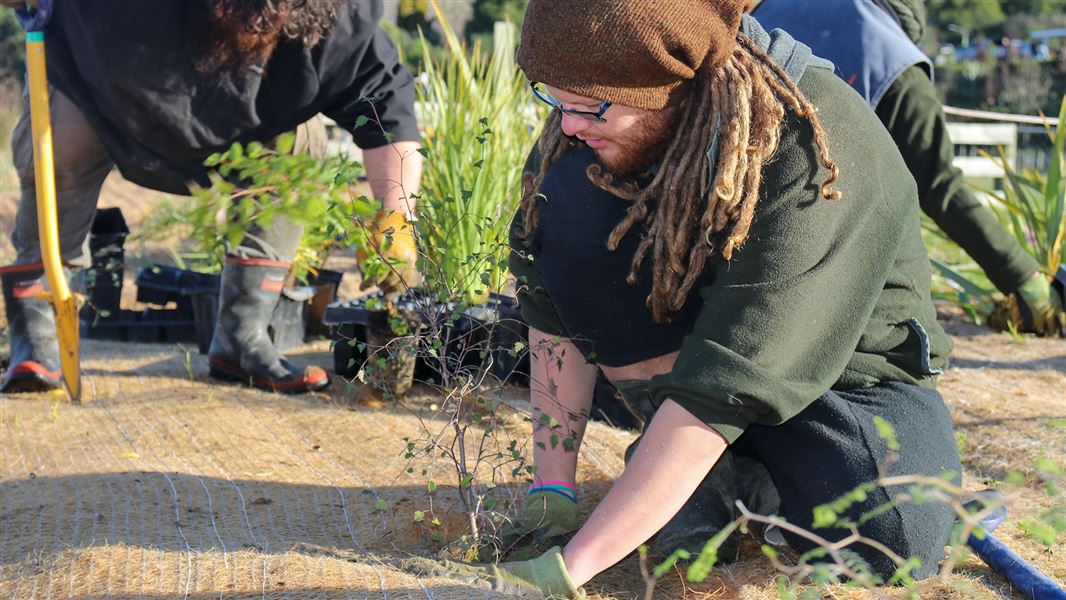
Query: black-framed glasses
530 82 611 123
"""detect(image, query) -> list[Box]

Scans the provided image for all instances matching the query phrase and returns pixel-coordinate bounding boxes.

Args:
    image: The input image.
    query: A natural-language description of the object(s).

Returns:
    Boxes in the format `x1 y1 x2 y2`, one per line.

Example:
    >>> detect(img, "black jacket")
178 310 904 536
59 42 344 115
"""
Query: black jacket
43 0 419 194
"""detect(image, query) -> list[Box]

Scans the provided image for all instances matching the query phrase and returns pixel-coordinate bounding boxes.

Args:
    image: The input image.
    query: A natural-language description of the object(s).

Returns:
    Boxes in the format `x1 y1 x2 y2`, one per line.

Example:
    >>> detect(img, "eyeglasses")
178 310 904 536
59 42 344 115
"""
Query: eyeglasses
530 82 611 123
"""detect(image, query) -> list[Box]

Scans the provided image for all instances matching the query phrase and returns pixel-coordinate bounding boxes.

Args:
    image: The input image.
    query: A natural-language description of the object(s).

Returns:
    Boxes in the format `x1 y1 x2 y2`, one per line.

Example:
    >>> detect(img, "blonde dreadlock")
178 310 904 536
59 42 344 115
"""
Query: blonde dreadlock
519 34 841 324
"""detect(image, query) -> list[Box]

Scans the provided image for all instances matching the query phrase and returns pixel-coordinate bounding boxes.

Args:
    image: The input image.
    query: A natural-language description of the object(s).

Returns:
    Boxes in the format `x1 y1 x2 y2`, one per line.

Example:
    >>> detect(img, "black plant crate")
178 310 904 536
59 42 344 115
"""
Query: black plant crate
486 294 529 386
416 309 489 385
79 310 130 341
305 268 344 287
323 298 375 378
324 292 531 386
306 269 344 338
88 207 130 260
134 265 219 313
190 293 218 354
80 269 124 319
80 308 197 344
139 308 198 344
81 207 130 318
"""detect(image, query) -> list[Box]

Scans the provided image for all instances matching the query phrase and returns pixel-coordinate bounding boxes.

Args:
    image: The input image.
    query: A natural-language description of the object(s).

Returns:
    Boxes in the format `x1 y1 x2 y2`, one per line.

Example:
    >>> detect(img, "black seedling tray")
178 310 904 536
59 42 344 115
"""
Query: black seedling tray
324 291 531 387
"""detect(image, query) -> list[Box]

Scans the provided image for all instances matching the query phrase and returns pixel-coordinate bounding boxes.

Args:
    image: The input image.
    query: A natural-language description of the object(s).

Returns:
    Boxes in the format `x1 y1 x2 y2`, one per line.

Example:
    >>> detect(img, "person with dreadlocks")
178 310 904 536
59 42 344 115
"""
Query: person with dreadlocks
0 0 422 394
752 0 1064 337
398 1 961 597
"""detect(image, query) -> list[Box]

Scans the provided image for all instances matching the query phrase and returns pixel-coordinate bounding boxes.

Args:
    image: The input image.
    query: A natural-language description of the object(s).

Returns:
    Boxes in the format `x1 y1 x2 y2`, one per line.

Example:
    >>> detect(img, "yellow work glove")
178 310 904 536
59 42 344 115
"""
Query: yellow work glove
356 210 422 298
989 271 1065 337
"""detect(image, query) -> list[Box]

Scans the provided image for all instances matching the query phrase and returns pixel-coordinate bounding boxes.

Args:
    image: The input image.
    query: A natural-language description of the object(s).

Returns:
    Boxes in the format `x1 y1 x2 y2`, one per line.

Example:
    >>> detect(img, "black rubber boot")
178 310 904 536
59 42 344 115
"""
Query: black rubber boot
1 263 62 393
207 257 329 393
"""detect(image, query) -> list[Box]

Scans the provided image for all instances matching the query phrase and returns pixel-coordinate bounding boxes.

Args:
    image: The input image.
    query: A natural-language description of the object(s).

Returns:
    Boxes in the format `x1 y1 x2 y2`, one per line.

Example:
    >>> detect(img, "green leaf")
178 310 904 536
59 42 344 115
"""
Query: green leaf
275 133 295 155
812 505 837 529
775 575 798 600
873 416 900 451
686 527 734 583
931 259 996 306
652 549 690 579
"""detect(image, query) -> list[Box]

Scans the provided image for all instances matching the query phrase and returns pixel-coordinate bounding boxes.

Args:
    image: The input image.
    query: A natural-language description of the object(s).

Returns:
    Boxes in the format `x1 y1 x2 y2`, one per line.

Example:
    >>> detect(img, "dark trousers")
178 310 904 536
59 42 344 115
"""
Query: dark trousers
729 381 961 579
622 379 960 579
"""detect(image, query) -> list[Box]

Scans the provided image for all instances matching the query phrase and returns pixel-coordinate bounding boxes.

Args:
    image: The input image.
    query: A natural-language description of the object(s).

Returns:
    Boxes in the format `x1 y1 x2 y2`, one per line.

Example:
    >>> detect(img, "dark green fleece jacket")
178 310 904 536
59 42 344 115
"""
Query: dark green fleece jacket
510 66 952 444
876 66 1041 294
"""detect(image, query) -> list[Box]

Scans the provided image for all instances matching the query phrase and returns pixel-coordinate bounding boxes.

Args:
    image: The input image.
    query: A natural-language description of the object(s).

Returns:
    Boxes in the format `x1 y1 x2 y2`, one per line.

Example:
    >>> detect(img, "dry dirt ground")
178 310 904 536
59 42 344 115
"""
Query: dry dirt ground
1 167 1064 598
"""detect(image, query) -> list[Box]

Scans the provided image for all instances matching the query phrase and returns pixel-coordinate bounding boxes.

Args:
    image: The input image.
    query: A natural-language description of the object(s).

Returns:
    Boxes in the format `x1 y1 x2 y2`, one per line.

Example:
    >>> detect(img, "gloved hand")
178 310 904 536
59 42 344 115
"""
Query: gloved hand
990 272 1065 337
356 210 422 298
498 491 581 549
398 546 585 599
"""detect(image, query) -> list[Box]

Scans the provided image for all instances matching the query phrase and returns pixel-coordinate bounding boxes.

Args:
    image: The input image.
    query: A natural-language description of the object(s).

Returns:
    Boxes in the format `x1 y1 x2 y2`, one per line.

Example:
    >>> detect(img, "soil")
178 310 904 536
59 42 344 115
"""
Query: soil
1 171 1064 599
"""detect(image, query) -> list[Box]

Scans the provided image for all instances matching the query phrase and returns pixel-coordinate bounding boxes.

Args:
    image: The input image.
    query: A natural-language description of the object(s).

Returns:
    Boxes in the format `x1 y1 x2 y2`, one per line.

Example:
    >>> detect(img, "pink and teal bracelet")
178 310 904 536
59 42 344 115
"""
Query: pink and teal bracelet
529 480 577 503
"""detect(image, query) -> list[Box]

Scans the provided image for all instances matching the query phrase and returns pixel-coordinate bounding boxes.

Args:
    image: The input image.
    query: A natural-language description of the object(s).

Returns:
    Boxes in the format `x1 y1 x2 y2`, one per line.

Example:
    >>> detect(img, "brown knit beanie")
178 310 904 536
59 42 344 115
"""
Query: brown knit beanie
517 0 746 110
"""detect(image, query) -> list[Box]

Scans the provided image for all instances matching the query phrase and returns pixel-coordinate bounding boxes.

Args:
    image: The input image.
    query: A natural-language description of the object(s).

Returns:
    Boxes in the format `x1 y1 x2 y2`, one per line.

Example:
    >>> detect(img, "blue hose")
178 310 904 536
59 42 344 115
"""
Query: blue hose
967 529 1066 600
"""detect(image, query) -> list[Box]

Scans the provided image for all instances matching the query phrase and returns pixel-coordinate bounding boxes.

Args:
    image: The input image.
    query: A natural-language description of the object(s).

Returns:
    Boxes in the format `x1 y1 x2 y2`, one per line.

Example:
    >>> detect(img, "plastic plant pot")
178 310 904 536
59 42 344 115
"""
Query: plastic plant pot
305 268 343 337
82 207 130 317
364 306 420 398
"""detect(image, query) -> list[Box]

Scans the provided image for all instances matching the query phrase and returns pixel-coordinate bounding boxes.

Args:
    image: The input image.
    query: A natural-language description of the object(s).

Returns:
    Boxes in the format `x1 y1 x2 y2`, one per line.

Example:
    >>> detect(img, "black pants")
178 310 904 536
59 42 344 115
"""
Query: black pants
624 380 960 579
729 381 961 579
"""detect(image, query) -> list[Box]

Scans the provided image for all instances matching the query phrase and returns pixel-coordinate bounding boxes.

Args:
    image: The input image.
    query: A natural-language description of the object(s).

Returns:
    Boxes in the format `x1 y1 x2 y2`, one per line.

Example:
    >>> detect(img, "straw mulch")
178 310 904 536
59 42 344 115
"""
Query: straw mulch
1 311 1063 599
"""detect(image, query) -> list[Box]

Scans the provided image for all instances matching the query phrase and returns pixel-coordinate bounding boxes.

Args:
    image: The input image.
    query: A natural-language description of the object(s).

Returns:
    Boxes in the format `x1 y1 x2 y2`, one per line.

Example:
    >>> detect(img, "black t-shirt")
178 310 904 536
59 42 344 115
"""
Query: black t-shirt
43 0 419 194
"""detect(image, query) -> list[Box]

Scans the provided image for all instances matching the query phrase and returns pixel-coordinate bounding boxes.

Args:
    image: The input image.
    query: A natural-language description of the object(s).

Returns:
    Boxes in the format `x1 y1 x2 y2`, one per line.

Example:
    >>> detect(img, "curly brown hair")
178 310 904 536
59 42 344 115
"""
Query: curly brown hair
195 0 344 74
519 34 841 324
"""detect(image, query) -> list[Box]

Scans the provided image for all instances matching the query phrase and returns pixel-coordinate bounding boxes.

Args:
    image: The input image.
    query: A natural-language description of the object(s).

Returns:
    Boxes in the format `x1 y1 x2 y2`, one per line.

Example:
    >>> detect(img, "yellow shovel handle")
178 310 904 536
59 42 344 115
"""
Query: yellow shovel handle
25 32 68 302
25 30 81 402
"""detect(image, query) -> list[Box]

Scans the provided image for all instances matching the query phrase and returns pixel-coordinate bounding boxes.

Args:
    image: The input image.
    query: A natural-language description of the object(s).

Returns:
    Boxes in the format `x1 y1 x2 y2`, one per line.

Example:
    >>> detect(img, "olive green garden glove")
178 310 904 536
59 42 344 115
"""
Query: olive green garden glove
499 491 581 549
356 210 422 298
990 272 1065 337
398 545 585 599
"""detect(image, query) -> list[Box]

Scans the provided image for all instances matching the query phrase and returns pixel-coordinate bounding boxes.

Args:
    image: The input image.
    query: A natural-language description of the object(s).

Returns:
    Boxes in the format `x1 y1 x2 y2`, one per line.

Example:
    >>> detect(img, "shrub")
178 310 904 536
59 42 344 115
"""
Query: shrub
136 134 375 282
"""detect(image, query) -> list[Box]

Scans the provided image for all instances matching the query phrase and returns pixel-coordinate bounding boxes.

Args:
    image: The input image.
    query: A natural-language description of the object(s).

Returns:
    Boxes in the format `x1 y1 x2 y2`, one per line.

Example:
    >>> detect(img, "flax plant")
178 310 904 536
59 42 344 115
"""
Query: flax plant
982 96 1066 277
931 96 1066 317
415 1 545 305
